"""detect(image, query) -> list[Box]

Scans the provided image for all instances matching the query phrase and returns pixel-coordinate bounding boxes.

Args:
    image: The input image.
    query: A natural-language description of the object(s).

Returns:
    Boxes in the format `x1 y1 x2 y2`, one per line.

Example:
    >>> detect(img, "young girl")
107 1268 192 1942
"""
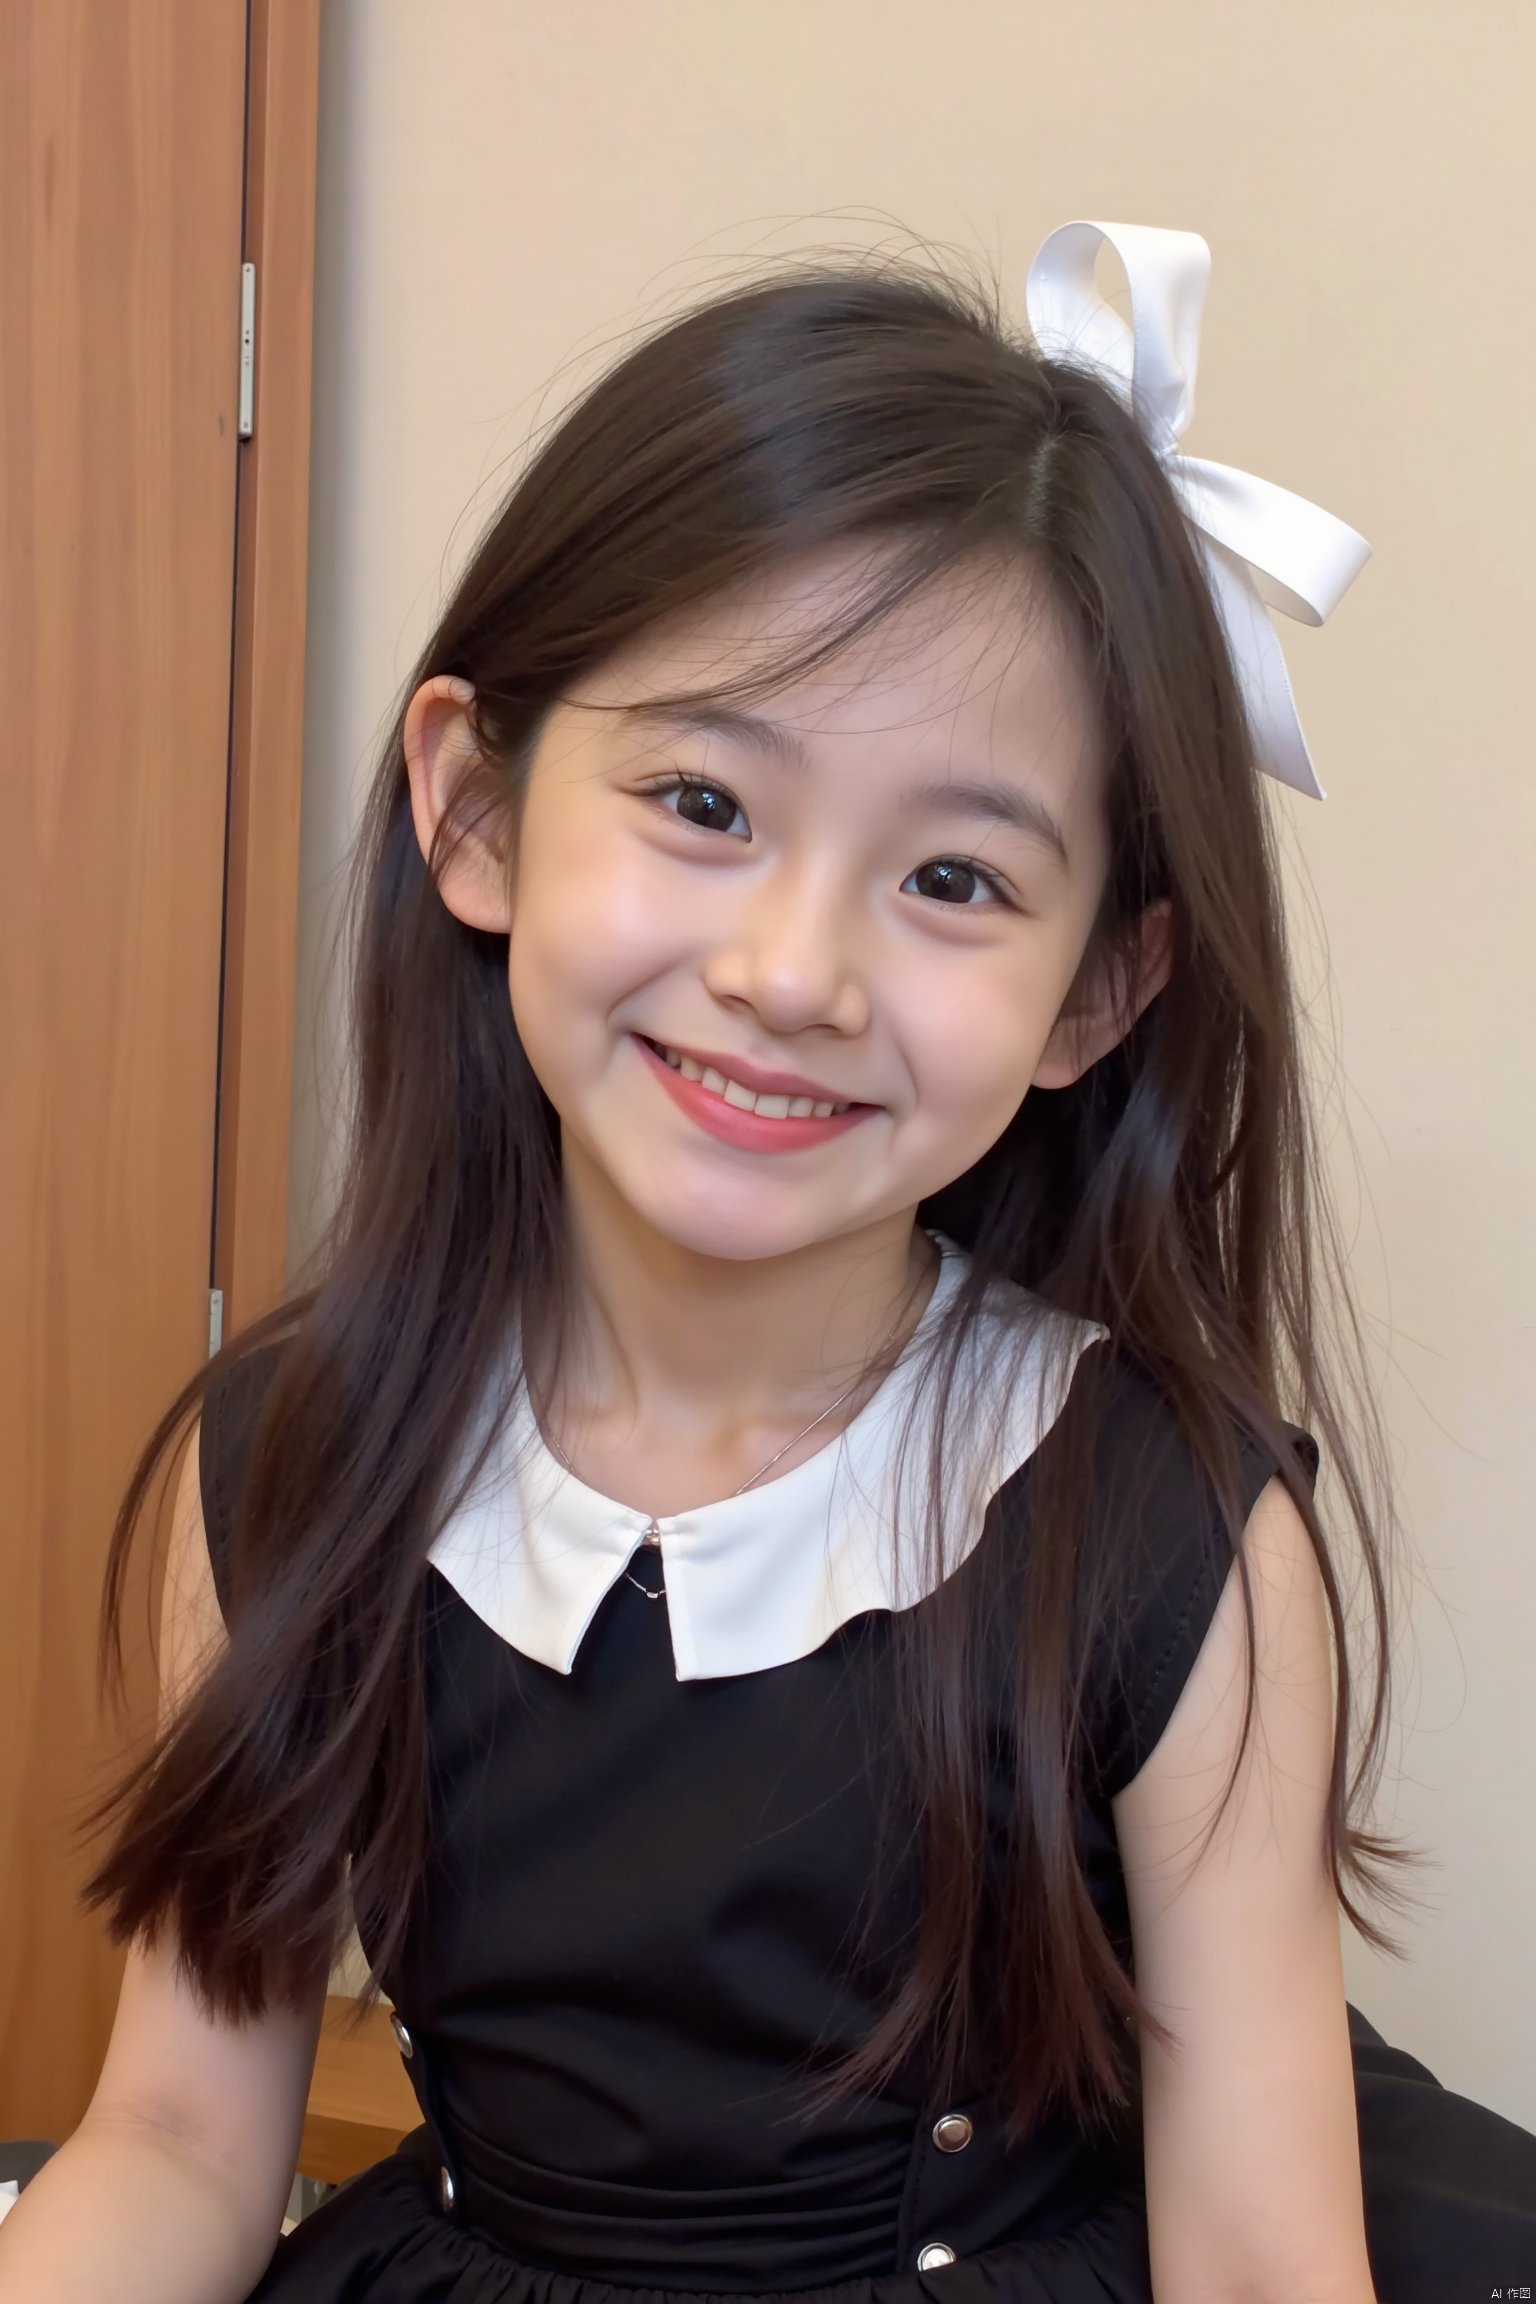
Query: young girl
4 218 1533 2304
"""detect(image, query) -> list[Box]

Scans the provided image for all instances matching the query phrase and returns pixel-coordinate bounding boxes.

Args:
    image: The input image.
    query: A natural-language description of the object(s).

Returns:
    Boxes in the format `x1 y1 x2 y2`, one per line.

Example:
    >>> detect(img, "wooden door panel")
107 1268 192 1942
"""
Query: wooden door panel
0 0 250 2140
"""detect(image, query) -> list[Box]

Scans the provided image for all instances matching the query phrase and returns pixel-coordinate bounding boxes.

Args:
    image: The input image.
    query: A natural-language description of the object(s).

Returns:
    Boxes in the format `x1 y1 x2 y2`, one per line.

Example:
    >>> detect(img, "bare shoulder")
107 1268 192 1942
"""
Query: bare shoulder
1111 1467 1330 1783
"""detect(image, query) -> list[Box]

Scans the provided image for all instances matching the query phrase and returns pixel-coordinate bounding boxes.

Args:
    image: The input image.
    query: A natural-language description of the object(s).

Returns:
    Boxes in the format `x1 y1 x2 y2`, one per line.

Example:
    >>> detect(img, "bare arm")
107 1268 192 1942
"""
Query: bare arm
0 2121 267 2304
1112 1474 1379 2304
0 1415 328 2304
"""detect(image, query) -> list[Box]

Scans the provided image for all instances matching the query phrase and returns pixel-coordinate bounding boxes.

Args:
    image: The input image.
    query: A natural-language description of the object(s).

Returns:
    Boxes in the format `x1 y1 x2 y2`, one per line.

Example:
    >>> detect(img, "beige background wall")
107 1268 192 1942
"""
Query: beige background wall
291 1 1535 2124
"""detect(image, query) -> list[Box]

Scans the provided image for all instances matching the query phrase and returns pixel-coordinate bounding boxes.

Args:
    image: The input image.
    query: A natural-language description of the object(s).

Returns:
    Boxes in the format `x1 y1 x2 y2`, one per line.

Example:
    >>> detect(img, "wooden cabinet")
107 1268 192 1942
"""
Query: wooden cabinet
301 2000 422 2188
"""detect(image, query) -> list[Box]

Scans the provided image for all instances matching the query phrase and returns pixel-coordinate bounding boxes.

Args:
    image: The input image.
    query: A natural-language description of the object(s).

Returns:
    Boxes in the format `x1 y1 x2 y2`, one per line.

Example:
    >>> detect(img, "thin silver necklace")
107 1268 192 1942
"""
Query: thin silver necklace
535 1261 936 1600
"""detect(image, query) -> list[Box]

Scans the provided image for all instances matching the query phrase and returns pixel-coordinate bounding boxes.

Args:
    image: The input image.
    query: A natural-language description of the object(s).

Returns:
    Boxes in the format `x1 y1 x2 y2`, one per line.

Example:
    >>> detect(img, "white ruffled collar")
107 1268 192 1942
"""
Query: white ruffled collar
427 1232 1106 1682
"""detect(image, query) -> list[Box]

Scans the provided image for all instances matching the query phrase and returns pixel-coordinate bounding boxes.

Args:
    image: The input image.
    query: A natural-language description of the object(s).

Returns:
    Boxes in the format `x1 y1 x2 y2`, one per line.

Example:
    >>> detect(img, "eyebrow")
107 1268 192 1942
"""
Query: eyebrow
616 702 1073 874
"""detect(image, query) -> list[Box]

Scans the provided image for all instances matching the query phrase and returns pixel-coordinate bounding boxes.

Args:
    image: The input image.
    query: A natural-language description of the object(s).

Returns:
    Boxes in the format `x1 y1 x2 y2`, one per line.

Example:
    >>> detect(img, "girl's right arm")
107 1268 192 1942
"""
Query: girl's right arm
0 1414 330 2304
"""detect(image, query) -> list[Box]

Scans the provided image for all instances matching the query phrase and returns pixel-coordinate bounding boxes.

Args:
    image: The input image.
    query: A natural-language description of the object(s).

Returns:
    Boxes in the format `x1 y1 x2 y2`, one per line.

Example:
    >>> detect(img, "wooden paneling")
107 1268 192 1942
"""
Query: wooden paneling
0 0 320 2141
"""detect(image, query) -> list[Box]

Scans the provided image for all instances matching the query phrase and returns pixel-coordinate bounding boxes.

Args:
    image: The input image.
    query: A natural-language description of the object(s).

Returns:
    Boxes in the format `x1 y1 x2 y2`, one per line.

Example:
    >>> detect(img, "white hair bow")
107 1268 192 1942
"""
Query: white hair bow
1024 220 1370 799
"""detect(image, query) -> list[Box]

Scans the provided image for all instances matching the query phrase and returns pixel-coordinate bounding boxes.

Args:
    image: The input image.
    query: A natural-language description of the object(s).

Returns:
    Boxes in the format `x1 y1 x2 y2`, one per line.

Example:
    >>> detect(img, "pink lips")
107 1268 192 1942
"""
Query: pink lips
632 1034 877 1154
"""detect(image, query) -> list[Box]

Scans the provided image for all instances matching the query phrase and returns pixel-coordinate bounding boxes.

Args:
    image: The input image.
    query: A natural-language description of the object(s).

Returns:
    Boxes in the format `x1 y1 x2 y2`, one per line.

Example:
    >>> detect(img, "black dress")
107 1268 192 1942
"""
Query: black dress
197 1312 1536 2304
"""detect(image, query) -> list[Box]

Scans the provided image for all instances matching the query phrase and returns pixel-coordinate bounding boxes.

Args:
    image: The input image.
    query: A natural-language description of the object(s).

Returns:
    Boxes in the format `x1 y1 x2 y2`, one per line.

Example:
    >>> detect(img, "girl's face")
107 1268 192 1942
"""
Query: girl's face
408 547 1170 1267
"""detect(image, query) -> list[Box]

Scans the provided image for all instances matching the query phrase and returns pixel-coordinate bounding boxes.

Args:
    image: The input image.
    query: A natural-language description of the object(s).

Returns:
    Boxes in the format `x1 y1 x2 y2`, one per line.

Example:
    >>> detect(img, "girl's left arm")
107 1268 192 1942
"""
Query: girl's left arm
1111 1474 1380 2304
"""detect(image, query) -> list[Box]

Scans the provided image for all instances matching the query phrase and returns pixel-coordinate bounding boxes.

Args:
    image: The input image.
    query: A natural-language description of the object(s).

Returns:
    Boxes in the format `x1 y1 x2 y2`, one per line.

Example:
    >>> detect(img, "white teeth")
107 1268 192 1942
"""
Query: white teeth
652 1041 851 1119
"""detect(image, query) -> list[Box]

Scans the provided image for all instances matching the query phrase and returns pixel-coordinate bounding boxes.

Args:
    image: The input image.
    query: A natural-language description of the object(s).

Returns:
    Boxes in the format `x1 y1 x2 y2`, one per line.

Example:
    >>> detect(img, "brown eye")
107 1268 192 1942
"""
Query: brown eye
645 773 750 838
674 778 741 834
906 858 1006 907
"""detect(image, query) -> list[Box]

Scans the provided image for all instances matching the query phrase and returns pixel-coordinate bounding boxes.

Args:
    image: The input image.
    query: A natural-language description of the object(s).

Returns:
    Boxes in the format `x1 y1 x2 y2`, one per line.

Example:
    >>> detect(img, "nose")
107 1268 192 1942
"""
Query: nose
699 858 870 1039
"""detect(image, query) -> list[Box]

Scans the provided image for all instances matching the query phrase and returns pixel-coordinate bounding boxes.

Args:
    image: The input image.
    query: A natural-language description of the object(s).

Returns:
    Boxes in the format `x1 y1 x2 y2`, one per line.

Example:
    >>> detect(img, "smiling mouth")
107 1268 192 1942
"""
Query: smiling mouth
638 1036 862 1120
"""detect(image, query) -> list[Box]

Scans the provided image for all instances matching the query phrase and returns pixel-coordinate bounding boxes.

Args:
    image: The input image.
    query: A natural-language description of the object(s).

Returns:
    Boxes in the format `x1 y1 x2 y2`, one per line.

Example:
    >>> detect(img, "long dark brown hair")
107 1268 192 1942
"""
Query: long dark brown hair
78 240 1420 2146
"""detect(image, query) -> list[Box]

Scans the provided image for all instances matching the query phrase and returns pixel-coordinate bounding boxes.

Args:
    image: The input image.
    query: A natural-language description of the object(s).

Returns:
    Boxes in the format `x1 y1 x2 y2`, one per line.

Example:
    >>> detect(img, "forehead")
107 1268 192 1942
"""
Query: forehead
563 545 1104 809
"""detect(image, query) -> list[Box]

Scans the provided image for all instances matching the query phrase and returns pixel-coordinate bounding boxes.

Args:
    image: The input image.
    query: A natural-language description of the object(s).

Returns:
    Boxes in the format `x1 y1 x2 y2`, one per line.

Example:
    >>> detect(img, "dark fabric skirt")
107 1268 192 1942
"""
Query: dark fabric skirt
243 2008 1536 2304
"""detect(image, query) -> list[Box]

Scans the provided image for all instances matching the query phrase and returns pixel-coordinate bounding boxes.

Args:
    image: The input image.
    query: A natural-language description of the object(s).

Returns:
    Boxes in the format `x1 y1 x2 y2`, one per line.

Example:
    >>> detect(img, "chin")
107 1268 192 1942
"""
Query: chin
597 1173 843 1266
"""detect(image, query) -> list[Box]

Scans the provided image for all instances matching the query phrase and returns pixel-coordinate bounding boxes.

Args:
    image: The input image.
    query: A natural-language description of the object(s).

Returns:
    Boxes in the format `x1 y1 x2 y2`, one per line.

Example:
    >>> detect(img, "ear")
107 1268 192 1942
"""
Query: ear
1032 899 1175 1090
402 674 511 933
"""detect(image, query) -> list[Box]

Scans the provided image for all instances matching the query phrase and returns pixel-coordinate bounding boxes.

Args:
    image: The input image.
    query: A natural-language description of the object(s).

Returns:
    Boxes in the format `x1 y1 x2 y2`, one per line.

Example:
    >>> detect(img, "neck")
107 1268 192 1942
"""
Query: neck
527 1143 943 1464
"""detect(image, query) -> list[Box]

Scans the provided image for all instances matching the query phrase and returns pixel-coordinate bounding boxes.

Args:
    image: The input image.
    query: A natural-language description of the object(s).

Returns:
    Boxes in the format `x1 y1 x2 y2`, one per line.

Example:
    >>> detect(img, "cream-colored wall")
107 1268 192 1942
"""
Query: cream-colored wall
291 0 1535 2123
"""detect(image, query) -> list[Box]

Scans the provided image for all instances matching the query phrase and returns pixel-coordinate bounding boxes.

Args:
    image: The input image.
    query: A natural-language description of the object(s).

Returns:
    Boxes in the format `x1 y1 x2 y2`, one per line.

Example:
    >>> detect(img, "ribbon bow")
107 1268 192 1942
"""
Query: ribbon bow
1024 220 1370 799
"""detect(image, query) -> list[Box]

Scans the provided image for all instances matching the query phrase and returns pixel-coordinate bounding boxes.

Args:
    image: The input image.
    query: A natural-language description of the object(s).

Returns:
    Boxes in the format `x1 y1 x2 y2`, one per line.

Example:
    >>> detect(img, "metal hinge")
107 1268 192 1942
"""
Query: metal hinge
238 262 256 439
209 1288 225 1357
